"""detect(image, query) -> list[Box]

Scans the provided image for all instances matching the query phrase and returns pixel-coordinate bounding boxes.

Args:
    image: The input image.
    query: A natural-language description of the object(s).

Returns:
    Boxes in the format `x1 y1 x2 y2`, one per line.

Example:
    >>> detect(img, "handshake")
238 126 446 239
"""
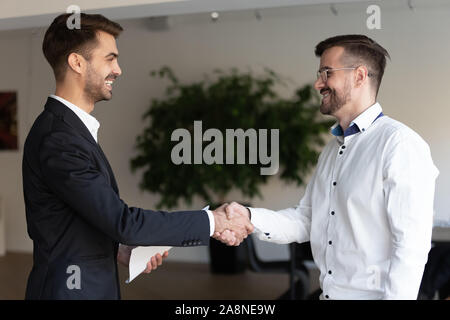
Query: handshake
211 202 254 246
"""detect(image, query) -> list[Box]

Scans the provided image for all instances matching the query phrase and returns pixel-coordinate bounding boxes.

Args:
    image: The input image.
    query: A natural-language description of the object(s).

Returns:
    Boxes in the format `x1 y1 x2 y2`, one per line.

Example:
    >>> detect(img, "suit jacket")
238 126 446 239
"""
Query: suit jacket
22 97 210 299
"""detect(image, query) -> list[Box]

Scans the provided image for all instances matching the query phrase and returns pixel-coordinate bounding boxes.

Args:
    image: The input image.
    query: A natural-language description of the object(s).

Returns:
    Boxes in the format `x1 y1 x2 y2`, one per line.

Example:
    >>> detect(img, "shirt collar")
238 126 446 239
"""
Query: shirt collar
49 95 100 143
331 102 383 140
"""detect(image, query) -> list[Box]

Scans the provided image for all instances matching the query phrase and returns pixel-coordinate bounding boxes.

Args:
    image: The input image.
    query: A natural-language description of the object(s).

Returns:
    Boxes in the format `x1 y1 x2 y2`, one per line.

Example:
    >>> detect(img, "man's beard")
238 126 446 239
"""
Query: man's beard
320 82 351 115
84 64 113 103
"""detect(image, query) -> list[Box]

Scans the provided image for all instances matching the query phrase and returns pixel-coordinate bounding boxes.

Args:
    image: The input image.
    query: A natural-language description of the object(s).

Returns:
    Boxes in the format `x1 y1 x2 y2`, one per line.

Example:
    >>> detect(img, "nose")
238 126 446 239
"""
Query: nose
314 76 325 92
114 61 122 77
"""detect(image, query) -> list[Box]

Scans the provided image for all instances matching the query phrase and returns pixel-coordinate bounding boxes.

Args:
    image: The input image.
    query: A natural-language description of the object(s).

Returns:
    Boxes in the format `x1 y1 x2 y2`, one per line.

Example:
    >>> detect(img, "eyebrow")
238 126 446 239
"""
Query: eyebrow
319 65 332 71
105 53 119 59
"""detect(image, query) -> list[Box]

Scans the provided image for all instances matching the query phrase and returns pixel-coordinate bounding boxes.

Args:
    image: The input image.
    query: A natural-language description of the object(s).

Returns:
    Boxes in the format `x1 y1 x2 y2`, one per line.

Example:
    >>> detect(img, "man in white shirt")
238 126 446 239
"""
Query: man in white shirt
217 35 439 300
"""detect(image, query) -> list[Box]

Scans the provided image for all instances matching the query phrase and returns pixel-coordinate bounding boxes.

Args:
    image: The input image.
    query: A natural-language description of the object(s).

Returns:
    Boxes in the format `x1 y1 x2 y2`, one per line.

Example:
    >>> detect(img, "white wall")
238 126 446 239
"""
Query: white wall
0 0 449 263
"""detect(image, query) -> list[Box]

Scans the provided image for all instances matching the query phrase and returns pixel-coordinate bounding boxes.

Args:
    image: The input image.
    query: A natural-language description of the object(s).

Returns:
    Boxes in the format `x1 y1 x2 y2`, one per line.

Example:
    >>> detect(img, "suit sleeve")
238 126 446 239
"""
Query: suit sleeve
38 130 210 247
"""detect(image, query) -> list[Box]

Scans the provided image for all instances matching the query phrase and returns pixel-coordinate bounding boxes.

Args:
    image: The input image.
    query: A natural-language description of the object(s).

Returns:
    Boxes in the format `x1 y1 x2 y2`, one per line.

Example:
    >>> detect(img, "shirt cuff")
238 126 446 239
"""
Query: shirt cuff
247 207 264 231
205 210 215 237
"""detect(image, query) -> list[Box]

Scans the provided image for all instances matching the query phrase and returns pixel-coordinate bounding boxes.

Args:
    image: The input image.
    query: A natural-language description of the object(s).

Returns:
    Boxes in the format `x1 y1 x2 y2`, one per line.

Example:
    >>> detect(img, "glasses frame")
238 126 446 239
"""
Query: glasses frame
316 67 357 82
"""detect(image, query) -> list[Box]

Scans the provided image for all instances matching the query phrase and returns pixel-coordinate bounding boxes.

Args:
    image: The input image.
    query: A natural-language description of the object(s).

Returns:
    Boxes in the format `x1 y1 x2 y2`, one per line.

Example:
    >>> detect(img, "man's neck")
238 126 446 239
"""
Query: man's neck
55 85 94 114
335 99 376 131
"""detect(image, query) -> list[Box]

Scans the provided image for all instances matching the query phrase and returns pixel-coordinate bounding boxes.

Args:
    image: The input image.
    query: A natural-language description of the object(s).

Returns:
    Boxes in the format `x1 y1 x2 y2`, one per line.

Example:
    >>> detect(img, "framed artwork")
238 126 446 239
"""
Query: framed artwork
0 92 18 150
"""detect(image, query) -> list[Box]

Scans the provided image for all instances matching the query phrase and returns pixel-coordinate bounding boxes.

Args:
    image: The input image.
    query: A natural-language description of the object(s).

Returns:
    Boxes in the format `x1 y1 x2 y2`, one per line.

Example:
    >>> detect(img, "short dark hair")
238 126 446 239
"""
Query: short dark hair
42 13 123 81
315 34 390 96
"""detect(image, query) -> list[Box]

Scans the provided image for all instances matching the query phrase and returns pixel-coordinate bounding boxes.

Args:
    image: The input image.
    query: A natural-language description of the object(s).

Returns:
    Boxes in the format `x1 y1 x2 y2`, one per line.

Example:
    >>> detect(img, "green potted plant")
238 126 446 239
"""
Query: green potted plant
130 66 333 273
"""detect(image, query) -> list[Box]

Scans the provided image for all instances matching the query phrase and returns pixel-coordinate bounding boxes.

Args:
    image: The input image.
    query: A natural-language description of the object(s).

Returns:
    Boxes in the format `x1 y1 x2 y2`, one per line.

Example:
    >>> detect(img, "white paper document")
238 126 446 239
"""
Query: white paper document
125 205 209 283
126 246 172 283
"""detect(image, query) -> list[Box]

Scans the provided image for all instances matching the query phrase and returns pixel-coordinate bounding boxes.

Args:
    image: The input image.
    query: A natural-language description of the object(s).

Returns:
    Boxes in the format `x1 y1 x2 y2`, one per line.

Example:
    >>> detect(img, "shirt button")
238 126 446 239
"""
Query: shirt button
339 151 343 155
333 181 337 186
325 295 330 299
328 270 332 275
331 211 335 215
341 145 346 149
329 241 332 245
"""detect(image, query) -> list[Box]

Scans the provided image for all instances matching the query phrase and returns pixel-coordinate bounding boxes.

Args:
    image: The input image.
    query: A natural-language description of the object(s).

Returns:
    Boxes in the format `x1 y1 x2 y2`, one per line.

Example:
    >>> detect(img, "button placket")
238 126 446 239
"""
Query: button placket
339 144 346 156
325 144 343 288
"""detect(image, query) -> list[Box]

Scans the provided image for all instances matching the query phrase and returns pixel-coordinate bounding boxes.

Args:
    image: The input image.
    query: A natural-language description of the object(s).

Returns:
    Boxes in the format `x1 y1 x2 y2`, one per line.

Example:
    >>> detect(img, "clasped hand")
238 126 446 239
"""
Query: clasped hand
212 202 254 246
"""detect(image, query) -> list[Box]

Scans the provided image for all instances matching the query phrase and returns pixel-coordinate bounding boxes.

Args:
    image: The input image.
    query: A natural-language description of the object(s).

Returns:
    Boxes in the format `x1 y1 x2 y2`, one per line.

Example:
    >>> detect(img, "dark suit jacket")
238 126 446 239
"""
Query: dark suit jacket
22 97 210 299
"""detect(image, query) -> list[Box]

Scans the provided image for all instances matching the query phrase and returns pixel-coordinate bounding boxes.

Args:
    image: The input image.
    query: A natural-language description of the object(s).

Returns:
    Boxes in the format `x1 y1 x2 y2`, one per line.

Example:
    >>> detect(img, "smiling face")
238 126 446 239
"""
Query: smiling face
314 46 354 116
83 30 122 103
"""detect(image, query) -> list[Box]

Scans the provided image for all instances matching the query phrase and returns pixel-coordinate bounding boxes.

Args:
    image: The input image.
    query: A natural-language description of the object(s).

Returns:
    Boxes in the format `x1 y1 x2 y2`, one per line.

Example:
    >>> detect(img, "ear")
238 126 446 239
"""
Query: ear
354 65 369 88
67 53 85 75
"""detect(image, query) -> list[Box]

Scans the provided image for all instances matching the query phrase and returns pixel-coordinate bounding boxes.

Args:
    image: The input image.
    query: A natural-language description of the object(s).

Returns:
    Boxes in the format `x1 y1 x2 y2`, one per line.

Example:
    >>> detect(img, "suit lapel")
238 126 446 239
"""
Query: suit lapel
45 97 119 194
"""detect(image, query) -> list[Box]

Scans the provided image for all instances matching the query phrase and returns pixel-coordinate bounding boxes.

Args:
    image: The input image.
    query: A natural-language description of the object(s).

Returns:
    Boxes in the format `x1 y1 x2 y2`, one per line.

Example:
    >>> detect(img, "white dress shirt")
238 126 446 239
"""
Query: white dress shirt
250 102 439 300
48 95 215 236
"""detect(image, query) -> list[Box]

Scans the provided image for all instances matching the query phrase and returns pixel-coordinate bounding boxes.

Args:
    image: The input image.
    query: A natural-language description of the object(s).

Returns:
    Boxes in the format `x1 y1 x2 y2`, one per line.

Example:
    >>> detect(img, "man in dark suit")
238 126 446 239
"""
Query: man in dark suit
22 13 253 299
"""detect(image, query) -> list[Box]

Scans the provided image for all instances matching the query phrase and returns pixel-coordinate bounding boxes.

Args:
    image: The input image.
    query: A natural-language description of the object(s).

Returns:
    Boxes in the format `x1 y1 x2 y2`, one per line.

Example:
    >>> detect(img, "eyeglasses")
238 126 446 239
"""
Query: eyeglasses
316 67 357 82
